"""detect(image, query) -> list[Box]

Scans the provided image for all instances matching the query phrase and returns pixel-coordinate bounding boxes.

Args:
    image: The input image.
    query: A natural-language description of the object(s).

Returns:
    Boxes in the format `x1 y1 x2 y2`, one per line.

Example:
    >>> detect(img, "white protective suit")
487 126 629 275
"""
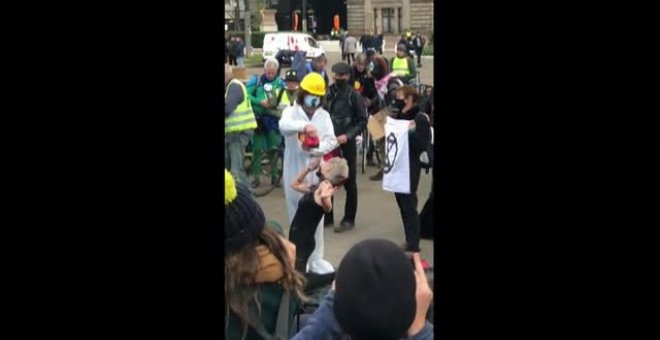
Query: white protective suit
279 103 338 274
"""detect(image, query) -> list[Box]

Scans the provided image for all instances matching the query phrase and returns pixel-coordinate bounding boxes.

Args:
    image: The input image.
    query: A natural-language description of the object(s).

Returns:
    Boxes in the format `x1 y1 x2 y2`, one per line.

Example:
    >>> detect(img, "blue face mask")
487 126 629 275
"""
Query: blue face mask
304 95 320 108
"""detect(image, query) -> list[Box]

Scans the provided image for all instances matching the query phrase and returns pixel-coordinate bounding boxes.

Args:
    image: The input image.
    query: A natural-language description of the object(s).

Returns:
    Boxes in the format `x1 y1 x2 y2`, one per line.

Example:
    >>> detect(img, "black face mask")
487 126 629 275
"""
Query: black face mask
393 99 406 111
334 79 347 88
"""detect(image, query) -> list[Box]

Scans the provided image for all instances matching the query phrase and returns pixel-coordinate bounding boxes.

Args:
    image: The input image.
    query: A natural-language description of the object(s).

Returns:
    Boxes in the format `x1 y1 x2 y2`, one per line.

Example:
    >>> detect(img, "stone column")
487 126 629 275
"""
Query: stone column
401 0 411 32
393 7 399 33
365 0 373 34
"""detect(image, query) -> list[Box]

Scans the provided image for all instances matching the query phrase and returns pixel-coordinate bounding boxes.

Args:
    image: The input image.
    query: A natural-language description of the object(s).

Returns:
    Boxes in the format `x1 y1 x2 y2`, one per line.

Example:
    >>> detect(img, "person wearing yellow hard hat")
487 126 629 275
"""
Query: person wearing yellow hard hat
278 72 338 276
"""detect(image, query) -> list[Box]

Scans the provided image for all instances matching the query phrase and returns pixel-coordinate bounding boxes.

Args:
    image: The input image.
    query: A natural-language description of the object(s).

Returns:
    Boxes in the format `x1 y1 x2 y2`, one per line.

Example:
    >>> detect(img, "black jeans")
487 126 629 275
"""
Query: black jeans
324 140 358 224
416 48 423 65
395 164 422 252
346 53 354 65
420 172 434 240
289 221 317 273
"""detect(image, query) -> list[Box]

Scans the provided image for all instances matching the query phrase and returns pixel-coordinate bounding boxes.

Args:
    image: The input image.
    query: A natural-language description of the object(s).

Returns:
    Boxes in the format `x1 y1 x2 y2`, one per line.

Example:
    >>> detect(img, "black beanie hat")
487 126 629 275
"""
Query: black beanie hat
224 170 265 255
334 239 416 340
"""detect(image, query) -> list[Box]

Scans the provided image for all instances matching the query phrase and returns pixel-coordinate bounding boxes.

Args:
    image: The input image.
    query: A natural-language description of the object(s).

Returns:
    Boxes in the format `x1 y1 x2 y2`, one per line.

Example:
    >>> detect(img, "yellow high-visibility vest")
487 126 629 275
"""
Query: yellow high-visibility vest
278 90 295 108
225 79 257 133
392 57 410 77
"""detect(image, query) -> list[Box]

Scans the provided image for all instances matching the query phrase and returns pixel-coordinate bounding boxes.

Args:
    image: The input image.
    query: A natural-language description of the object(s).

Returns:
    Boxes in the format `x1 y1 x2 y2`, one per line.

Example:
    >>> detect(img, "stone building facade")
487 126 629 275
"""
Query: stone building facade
346 0 434 35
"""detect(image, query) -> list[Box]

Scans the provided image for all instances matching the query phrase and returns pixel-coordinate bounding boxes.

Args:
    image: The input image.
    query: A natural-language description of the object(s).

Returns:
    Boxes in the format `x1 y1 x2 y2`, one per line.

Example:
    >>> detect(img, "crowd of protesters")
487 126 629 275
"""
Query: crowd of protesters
224 32 435 338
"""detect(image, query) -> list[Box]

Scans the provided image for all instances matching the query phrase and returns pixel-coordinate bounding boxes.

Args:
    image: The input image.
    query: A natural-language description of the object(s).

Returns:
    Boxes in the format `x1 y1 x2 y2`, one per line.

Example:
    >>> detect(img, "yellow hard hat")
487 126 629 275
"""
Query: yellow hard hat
300 72 326 96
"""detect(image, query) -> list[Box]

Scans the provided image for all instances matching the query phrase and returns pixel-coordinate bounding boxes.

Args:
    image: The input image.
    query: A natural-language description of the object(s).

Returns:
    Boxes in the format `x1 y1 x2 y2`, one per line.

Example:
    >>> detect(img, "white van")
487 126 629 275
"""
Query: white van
262 32 325 62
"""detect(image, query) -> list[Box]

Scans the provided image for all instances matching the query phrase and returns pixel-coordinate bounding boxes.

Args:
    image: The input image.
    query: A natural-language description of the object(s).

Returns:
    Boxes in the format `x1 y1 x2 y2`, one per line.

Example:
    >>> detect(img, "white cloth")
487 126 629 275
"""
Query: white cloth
279 104 338 274
382 117 411 194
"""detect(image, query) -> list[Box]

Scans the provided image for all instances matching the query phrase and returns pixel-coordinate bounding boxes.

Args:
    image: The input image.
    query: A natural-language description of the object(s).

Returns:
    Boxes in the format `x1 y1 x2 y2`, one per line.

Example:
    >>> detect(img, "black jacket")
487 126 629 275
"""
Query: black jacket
349 68 379 112
324 84 367 140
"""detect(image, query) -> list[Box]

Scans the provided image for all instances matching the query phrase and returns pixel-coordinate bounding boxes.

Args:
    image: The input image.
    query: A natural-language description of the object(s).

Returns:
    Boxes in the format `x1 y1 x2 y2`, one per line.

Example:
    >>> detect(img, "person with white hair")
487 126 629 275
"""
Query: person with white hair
289 157 348 288
224 63 257 188
246 57 284 188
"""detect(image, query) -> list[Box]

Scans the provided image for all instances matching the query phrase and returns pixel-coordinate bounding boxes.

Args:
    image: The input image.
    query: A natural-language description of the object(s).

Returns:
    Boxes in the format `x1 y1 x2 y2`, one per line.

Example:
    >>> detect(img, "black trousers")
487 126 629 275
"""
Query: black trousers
346 53 355 65
420 188 434 240
289 219 317 273
416 48 423 65
395 164 422 252
324 140 358 224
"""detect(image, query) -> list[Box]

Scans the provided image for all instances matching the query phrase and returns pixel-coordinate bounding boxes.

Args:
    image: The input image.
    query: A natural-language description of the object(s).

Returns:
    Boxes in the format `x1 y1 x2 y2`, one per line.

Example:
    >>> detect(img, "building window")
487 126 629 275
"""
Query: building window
382 8 395 33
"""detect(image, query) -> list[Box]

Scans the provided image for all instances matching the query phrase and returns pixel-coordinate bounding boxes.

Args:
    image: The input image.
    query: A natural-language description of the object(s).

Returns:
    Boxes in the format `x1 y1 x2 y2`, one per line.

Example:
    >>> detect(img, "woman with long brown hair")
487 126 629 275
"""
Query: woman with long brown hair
224 170 308 339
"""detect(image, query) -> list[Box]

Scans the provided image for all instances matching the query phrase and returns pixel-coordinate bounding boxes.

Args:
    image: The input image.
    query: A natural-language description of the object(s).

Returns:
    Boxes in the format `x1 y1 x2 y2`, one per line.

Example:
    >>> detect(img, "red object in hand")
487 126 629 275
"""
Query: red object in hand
299 133 320 149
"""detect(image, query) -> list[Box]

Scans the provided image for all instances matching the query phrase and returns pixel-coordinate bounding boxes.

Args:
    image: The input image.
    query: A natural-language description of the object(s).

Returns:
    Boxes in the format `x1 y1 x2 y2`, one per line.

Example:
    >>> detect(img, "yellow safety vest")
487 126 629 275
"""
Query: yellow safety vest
392 57 410 77
225 79 257 133
278 90 295 108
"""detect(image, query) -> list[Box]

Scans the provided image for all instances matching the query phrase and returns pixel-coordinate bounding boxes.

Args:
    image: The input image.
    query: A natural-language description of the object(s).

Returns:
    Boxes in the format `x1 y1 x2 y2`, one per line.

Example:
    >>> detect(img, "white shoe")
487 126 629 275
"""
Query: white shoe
307 258 335 275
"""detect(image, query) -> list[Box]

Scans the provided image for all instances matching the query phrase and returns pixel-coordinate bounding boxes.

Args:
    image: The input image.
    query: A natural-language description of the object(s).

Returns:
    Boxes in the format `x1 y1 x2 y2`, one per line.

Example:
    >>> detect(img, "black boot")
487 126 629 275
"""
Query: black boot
369 170 383 181
304 272 336 292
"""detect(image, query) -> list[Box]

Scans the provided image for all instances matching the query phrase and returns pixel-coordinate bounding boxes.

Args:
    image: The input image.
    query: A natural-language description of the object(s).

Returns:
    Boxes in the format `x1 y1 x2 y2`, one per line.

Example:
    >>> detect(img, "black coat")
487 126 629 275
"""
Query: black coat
324 84 368 140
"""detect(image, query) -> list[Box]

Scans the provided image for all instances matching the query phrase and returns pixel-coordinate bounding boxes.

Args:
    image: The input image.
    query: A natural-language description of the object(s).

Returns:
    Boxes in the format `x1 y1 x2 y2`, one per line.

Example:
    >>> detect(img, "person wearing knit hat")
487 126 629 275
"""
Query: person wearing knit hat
224 170 308 340
291 239 434 340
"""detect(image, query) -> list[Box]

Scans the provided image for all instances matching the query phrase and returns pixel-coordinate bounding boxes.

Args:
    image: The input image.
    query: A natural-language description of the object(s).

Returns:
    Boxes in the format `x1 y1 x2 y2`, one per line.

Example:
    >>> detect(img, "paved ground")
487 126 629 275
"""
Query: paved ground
256 161 434 269
247 50 435 268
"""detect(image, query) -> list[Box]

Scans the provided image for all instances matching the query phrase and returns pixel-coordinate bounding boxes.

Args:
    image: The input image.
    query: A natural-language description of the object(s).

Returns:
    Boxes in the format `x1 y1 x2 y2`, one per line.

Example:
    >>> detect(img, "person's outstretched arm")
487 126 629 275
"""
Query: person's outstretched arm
291 167 313 193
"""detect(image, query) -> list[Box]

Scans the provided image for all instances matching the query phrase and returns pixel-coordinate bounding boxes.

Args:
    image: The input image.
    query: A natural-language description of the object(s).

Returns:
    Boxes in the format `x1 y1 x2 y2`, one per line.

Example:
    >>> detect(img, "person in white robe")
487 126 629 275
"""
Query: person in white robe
279 73 338 274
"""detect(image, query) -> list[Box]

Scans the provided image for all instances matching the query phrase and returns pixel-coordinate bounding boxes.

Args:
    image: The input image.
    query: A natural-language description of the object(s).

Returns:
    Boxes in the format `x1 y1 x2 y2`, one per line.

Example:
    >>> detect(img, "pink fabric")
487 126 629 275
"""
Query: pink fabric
375 74 392 98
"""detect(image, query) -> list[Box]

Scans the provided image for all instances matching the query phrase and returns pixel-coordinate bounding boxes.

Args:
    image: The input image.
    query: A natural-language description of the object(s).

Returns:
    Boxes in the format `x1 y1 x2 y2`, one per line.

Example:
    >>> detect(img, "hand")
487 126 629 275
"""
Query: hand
278 235 297 268
409 120 416 130
408 253 433 336
304 124 318 136
336 134 348 144
307 158 321 171
319 181 336 198
260 99 270 108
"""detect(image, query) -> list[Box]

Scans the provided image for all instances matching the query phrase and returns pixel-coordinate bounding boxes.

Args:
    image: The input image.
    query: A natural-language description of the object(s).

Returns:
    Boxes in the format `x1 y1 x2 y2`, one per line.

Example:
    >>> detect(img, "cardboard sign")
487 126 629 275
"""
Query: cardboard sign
367 108 392 140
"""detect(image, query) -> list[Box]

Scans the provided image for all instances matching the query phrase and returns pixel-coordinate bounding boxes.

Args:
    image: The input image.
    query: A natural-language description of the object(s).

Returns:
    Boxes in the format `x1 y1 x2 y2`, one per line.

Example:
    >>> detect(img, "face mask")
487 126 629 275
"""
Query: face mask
394 99 405 111
304 95 320 108
334 79 347 87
